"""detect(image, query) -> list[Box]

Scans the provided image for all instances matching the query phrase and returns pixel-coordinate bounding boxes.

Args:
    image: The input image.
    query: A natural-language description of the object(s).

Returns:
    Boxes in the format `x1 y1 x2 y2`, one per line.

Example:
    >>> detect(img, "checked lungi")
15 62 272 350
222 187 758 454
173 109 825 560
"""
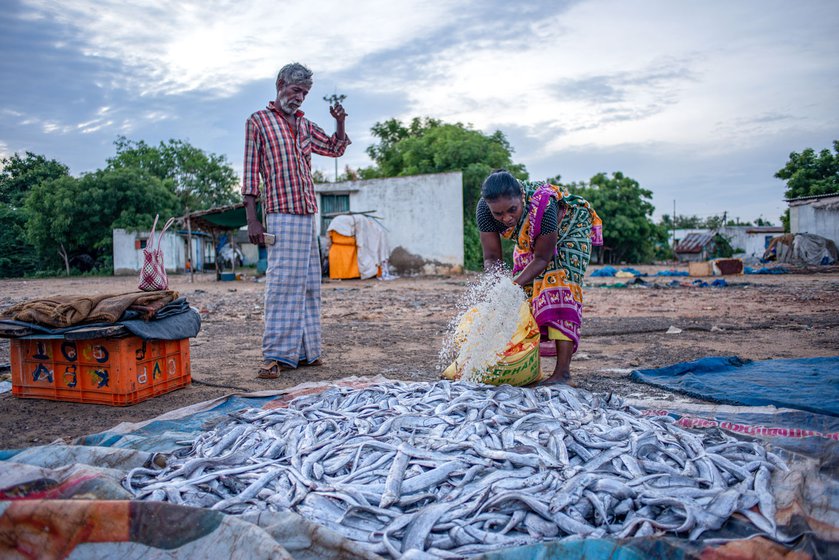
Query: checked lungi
263 213 321 367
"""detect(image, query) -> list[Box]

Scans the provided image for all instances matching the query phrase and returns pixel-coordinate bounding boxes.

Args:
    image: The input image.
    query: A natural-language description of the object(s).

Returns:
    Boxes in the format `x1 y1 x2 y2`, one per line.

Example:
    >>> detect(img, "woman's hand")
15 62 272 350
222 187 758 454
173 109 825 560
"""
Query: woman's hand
512 231 558 286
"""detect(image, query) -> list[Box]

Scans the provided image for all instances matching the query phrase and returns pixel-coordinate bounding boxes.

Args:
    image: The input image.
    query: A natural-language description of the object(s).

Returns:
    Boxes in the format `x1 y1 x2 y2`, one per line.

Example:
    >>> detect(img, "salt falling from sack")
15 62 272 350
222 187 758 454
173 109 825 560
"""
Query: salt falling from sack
439 268 526 382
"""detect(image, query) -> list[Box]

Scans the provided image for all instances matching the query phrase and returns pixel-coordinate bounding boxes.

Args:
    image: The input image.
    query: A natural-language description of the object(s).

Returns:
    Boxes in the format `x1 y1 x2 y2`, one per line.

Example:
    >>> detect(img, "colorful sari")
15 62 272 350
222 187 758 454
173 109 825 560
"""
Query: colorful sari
501 182 603 353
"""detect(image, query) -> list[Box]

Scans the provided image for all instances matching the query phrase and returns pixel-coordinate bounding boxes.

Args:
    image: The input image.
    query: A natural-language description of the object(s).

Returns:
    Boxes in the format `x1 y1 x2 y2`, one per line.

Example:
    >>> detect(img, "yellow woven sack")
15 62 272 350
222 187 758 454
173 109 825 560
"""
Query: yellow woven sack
442 301 541 386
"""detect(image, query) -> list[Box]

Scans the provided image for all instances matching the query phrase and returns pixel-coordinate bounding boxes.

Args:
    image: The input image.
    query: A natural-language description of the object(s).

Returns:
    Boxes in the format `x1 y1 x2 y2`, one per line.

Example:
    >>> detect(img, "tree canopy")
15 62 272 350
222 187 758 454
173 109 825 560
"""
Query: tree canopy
775 140 839 199
25 168 180 274
0 152 69 207
571 172 668 263
107 136 240 212
361 118 527 269
658 213 775 230
0 152 70 277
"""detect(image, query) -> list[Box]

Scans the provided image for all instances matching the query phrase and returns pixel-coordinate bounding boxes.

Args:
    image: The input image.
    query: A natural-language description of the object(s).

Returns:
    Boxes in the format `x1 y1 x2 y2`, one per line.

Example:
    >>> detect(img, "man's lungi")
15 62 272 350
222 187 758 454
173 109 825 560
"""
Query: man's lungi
263 213 321 366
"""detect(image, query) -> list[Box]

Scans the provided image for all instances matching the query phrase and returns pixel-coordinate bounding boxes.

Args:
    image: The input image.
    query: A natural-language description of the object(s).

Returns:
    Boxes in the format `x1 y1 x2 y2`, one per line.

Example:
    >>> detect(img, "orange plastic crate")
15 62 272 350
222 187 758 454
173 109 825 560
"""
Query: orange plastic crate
10 336 191 406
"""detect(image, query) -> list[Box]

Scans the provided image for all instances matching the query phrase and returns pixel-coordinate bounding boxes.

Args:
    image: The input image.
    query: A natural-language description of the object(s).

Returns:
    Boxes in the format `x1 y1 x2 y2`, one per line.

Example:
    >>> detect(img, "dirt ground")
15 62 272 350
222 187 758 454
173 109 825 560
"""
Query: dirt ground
1 267 838 449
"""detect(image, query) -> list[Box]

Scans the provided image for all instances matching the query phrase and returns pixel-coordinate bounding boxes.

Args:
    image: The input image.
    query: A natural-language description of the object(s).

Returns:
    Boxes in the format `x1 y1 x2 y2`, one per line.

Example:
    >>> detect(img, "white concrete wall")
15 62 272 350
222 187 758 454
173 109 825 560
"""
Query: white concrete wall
718 227 779 258
113 229 191 275
674 227 780 258
791 196 839 245
315 172 464 267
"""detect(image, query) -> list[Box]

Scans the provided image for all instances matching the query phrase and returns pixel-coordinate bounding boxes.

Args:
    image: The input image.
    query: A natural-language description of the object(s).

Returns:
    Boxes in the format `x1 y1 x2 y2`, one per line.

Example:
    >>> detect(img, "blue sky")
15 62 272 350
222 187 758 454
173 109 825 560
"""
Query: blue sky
1 0 837 224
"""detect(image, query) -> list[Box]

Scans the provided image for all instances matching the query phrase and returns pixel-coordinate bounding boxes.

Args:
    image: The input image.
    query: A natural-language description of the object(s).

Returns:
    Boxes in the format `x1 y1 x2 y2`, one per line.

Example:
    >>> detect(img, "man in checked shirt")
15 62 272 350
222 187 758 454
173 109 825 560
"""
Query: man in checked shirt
242 62 350 379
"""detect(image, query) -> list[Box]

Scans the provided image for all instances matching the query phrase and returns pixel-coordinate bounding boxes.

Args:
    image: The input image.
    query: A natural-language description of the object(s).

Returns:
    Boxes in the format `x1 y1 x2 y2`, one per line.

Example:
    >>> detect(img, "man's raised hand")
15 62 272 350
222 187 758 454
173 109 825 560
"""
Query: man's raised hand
330 103 347 123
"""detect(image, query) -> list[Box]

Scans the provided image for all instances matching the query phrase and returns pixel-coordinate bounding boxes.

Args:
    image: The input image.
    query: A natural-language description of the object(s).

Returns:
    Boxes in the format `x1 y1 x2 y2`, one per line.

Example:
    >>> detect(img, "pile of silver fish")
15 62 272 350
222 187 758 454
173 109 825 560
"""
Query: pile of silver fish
125 381 787 558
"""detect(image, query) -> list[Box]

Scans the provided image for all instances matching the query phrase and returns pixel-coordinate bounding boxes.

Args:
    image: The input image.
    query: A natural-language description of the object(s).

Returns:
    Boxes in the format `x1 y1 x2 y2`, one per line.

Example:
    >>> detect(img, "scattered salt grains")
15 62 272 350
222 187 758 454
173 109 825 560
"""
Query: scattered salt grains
439 269 526 382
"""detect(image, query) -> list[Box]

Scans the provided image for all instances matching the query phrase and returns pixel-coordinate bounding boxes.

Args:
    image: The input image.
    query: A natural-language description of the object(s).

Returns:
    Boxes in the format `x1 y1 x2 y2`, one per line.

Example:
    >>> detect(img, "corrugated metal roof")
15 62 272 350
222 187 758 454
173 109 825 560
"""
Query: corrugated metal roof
785 192 839 203
675 232 714 253
745 226 785 234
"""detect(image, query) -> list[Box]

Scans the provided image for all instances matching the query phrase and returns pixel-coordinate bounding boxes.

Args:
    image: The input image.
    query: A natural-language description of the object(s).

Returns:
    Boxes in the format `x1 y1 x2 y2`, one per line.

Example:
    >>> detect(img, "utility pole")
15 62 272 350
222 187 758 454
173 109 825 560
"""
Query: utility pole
323 92 347 182
672 199 676 251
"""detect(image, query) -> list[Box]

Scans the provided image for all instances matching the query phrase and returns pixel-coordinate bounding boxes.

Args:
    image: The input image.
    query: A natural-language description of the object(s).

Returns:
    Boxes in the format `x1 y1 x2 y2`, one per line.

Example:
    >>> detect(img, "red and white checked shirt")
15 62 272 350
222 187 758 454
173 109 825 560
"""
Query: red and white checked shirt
242 102 350 214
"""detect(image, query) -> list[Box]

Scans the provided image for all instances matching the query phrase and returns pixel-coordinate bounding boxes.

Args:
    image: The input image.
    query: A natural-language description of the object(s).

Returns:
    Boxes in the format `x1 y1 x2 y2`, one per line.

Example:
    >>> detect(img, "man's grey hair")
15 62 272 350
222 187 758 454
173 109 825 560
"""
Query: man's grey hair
277 63 313 86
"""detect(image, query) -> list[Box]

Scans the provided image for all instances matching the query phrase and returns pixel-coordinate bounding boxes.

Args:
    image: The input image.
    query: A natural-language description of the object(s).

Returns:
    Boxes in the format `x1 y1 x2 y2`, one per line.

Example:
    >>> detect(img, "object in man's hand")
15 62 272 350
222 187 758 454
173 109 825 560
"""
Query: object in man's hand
263 233 276 246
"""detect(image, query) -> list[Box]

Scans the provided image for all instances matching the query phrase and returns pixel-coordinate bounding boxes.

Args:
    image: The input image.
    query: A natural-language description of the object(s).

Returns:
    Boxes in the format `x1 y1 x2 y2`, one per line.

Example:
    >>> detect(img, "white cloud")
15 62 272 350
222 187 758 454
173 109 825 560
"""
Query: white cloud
9 0 837 222
42 120 74 134
350 0 838 162
21 0 461 97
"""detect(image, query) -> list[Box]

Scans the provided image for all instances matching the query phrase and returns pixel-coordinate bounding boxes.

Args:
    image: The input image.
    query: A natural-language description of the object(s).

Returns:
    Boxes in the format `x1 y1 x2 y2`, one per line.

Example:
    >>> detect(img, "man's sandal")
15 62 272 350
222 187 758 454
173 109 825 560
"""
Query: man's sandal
298 359 323 367
257 361 288 379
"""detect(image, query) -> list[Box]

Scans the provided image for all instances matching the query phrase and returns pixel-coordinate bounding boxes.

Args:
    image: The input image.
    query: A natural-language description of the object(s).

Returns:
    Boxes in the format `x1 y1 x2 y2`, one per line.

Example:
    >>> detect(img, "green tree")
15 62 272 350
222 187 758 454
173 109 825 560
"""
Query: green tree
0 152 69 207
0 204 39 278
775 140 839 199
364 118 527 269
572 172 667 263
659 214 706 229
712 233 735 258
0 152 71 277
107 137 240 212
312 169 330 184
25 168 180 274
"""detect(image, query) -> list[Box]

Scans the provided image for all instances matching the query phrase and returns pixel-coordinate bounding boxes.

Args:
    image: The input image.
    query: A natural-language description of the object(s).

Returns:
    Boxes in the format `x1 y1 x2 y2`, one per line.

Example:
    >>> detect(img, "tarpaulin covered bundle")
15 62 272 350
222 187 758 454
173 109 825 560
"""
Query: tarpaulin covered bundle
764 233 839 266
327 214 389 280
631 357 839 417
1 376 837 559
0 296 200 341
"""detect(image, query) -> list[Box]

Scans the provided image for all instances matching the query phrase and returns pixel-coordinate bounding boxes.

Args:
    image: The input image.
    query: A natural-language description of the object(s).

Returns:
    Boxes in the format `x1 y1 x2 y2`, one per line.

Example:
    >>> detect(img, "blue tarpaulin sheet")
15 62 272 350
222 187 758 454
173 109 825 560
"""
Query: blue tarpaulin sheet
590 265 618 277
745 266 789 274
631 356 839 417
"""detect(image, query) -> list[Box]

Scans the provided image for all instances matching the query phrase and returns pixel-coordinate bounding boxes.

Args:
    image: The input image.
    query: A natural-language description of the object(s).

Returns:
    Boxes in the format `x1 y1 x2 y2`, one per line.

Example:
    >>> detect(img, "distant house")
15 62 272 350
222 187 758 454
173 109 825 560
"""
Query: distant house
723 226 785 258
673 225 785 262
674 232 715 262
788 193 839 246
314 172 464 274
112 228 215 275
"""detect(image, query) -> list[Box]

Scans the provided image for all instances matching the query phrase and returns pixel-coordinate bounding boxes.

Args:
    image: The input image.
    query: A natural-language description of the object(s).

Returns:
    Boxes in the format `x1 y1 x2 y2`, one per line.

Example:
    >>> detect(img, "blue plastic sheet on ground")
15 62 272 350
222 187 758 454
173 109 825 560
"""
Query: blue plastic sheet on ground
620 267 648 277
745 266 789 274
656 269 689 276
477 536 687 560
631 356 839 417
74 394 277 453
590 265 617 277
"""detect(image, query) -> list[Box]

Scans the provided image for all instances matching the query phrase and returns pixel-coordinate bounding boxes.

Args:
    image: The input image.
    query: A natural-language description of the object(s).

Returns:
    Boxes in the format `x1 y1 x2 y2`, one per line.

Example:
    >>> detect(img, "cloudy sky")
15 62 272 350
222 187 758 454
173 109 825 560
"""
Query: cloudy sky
2 0 837 223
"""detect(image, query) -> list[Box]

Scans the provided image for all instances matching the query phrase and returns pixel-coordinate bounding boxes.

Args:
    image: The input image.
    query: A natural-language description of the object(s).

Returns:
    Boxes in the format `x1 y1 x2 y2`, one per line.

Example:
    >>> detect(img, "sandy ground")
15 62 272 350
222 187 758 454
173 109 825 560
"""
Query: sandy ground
1 267 838 449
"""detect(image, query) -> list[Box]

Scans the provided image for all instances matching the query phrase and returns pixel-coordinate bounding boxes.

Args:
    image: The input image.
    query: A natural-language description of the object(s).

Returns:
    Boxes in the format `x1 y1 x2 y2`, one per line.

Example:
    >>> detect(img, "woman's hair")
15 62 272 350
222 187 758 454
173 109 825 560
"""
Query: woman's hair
481 169 522 200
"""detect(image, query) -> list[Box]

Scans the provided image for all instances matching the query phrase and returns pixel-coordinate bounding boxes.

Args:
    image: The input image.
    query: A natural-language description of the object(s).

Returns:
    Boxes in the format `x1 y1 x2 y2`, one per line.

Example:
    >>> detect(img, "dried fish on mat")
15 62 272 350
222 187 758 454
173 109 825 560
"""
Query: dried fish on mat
125 381 788 558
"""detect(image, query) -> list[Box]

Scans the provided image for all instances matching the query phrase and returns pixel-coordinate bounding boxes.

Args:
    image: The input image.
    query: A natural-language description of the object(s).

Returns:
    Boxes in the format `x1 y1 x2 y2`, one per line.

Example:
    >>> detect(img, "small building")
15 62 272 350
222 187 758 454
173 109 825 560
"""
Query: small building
673 226 785 261
113 228 215 275
674 232 715 262
721 226 785 258
788 193 839 246
314 172 464 274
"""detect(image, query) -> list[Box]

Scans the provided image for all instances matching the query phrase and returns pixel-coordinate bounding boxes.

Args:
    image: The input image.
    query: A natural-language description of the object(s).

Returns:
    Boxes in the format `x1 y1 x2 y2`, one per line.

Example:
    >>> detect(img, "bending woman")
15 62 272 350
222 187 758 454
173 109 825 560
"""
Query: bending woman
477 170 602 384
